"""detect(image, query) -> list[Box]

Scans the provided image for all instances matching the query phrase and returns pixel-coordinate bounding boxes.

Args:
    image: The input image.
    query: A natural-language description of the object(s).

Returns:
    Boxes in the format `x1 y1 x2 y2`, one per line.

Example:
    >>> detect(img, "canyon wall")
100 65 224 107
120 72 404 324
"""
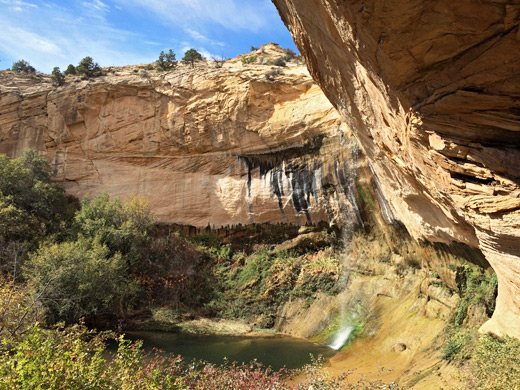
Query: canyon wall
0 44 361 229
272 0 520 337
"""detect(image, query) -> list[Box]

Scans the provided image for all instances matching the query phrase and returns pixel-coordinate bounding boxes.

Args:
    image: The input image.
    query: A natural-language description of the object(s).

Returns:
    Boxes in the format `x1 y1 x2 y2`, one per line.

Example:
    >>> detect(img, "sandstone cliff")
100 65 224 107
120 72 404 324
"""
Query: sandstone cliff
272 0 520 337
0 44 360 228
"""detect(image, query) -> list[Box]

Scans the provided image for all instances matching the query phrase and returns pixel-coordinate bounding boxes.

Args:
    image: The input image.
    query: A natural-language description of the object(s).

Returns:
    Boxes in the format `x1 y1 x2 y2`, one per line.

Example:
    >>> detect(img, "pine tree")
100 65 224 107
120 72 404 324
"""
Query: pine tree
64 64 76 76
156 49 177 71
182 48 203 68
51 67 65 86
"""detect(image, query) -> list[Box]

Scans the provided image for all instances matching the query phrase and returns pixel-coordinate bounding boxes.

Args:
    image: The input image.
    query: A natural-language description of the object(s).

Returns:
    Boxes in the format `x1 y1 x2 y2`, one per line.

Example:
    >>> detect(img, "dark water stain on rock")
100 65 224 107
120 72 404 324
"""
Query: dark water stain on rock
237 135 362 226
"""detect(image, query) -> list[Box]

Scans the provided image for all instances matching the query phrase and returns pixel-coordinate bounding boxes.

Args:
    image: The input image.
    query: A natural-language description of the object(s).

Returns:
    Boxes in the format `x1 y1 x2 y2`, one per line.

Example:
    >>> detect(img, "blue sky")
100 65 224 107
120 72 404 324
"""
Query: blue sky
0 0 297 73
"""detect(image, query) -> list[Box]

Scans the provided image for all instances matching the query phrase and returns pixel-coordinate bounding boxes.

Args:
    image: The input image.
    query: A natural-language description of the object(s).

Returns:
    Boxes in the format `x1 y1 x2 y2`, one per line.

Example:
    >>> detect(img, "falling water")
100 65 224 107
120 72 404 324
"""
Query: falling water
328 324 355 350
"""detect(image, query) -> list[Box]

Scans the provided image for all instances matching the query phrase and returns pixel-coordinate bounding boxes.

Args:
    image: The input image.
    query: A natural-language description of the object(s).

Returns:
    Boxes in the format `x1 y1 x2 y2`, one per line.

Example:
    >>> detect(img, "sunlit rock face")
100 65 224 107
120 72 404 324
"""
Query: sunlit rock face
272 0 520 337
0 44 362 229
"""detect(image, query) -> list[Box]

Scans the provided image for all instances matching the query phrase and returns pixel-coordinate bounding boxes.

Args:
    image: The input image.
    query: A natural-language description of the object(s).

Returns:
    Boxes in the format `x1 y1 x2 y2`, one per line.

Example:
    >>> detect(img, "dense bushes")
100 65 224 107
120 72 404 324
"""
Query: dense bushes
76 56 102 77
0 323 402 390
0 151 72 281
26 237 136 324
0 150 68 240
454 265 497 326
74 194 154 262
466 334 520 390
204 246 341 325
11 60 35 73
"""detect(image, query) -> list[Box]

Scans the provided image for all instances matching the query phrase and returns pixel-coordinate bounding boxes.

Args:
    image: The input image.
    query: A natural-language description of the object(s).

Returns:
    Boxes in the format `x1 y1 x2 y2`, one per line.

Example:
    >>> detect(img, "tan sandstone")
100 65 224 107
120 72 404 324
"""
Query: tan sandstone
0 44 359 228
272 0 520 338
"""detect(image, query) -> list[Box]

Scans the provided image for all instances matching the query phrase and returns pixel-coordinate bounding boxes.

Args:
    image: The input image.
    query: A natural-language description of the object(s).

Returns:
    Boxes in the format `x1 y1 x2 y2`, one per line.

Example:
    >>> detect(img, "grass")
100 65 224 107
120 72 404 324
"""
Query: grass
201 244 344 327
441 326 477 361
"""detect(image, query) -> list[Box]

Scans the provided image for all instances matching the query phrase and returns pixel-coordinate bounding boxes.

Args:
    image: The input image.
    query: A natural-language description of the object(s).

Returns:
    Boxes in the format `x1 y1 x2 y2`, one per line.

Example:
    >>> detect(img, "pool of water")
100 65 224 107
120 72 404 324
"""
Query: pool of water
124 331 336 370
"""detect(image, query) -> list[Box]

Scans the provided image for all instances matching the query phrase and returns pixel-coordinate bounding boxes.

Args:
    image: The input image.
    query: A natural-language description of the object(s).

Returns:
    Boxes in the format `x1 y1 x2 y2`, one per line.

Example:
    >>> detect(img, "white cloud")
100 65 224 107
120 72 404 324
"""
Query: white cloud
185 28 225 47
0 0 37 12
115 0 276 33
0 0 38 7
0 24 62 58
0 1 155 72
0 0 293 73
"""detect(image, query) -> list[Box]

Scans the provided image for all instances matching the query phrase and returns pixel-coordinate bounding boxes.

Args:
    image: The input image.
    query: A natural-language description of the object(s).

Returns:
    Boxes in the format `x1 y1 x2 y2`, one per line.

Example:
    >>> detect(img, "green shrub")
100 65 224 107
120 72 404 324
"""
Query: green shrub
271 57 286 67
74 194 154 262
64 64 76 76
11 59 35 73
190 234 220 247
0 151 69 244
454 266 497 326
441 327 476 361
76 56 102 77
463 334 520 390
51 66 65 86
242 55 257 65
25 236 138 323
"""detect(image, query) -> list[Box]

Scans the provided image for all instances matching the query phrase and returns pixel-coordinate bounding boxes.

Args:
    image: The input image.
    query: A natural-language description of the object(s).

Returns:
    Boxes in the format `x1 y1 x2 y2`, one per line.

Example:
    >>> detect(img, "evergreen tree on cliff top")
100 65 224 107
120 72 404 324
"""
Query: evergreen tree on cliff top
156 49 177 71
76 56 102 77
182 48 203 68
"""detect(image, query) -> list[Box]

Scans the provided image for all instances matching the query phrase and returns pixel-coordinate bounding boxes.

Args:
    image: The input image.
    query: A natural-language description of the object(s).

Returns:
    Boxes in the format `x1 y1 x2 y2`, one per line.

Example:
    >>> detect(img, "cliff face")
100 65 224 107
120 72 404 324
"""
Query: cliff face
0 44 361 228
272 0 520 337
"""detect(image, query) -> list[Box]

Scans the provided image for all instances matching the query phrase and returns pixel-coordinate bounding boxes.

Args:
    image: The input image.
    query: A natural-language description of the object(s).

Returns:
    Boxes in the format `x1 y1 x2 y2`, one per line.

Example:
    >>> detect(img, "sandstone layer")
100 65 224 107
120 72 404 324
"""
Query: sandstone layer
272 0 520 337
0 44 359 228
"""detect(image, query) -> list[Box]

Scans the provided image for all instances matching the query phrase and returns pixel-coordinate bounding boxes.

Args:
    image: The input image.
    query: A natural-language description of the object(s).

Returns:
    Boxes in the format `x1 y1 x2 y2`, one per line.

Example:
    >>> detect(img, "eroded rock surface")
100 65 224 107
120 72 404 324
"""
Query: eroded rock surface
0 44 360 228
272 0 520 337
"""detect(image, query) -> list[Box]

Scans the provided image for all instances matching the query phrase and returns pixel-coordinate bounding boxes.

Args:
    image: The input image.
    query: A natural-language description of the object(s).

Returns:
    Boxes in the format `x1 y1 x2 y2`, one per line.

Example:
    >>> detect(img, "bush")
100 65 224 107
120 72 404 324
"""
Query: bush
0 280 44 347
265 69 282 81
138 234 214 309
242 55 257 65
441 327 476 361
64 64 76 76
454 266 497 326
0 150 69 244
74 194 154 262
464 334 520 390
25 236 138 323
211 55 226 68
51 66 65 86
0 323 293 390
283 48 297 61
271 57 286 67
182 48 203 68
156 49 177 71
11 60 35 73
75 56 102 77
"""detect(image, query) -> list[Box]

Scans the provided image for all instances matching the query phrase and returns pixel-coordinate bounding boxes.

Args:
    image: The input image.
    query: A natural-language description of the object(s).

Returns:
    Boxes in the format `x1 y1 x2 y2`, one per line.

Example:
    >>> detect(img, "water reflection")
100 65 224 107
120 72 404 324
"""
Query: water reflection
124 331 336 370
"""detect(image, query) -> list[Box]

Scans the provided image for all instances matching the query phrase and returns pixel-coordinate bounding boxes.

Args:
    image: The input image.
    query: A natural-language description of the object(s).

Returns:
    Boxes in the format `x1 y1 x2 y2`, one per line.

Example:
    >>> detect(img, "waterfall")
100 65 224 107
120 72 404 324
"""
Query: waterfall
328 324 355 350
